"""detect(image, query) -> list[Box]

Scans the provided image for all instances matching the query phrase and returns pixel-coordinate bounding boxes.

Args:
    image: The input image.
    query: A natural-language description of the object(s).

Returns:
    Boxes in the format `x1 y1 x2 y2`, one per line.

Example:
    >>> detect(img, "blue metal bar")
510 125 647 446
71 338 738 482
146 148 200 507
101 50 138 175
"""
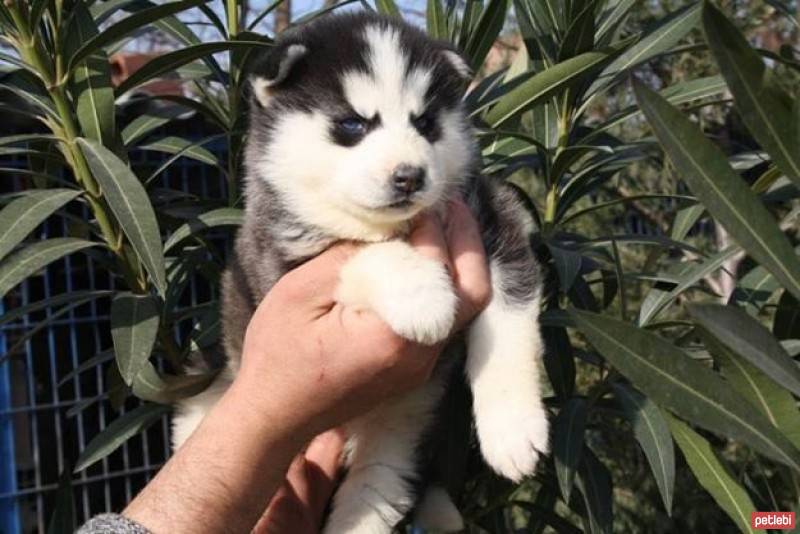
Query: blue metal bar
0 302 21 534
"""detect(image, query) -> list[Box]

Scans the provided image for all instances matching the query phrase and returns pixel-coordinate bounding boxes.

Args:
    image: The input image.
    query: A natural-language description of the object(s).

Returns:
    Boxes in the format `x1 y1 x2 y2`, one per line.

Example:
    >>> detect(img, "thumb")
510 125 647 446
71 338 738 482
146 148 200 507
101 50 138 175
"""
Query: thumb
275 242 360 310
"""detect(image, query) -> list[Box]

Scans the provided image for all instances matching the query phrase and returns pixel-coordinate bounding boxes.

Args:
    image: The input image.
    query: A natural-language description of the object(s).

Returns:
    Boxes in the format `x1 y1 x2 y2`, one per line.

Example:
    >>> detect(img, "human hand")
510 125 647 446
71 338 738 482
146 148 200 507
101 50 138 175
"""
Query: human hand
232 200 491 442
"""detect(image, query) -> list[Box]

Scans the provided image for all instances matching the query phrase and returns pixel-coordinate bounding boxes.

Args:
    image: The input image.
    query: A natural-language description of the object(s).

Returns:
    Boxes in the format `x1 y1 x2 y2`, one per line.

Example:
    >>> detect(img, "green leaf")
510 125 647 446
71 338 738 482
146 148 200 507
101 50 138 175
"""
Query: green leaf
427 0 448 40
585 76 728 142
74 403 170 472
559 0 595 61
703 2 800 188
116 41 270 96
486 51 609 127
0 189 80 262
689 304 800 398
542 324 576 399
78 138 166 294
666 415 757 534
132 362 217 404
612 383 675 514
703 330 800 450
68 0 208 70
164 207 243 252
570 309 800 471
554 397 587 502
463 0 509 71
0 294 114 366
111 293 160 386
140 136 220 167
595 0 636 43
774 291 800 340
576 449 613 534
634 80 800 301
638 246 740 325
0 238 96 300
46 469 75 534
66 3 117 147
588 3 701 95
548 244 582 292
0 290 112 329
121 104 189 146
374 0 400 17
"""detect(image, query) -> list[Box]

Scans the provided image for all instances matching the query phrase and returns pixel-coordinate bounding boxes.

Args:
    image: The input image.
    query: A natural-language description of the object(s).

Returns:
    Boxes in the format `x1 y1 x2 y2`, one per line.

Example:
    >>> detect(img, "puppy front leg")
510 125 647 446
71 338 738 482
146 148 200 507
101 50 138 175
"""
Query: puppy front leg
336 241 457 345
467 287 549 482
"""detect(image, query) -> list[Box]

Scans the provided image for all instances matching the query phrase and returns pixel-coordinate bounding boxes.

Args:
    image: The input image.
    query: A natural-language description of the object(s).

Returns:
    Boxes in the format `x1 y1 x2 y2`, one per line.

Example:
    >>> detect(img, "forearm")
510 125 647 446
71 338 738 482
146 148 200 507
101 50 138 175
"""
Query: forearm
123 380 309 533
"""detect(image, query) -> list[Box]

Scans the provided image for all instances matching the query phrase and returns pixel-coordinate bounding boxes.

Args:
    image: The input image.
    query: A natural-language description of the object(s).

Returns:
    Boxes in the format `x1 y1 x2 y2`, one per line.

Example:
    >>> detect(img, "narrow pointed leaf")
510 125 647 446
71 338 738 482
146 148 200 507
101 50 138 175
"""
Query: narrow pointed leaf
639 246 740 325
427 0 448 40
464 0 509 71
374 0 400 16
570 309 800 471
666 415 757 534
554 397 587 502
613 383 675 514
116 41 270 96
46 469 75 534
132 362 217 404
164 207 243 252
66 3 116 147
703 2 800 187
689 304 800 398
140 136 220 167
634 80 800 301
588 3 701 95
576 449 613 534
0 238 96 300
0 290 112 329
74 403 170 472
702 331 800 450
121 105 189 146
774 291 800 340
111 292 160 386
0 189 81 262
78 138 166 294
68 0 208 70
486 51 609 127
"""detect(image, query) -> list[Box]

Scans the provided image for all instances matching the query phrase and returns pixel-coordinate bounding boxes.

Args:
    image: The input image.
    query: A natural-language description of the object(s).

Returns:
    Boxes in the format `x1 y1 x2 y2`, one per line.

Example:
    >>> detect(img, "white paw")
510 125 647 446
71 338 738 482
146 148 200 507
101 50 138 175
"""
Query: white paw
337 242 457 345
376 260 456 345
476 403 549 482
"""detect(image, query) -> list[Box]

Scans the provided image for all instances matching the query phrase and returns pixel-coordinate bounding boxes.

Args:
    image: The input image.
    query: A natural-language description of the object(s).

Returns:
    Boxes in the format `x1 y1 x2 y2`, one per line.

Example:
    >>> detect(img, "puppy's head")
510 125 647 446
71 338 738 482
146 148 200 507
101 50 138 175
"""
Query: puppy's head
246 13 475 239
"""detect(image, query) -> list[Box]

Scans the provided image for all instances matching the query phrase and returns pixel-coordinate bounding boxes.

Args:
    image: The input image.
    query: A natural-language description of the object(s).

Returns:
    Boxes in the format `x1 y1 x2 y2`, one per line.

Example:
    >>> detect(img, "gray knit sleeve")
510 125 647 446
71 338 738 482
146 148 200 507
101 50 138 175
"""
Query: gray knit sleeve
76 513 151 534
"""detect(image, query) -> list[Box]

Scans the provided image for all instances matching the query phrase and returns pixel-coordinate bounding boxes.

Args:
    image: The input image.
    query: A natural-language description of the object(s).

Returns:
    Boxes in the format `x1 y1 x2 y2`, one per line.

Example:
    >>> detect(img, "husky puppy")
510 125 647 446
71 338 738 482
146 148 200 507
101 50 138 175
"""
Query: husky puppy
172 11 549 533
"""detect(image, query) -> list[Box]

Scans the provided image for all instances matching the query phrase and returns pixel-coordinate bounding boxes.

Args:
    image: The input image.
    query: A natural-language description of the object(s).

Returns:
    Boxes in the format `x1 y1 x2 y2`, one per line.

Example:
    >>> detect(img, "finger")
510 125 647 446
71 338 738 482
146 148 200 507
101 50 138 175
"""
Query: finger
408 211 453 274
283 454 312 508
303 429 346 524
256 476 306 534
445 200 492 330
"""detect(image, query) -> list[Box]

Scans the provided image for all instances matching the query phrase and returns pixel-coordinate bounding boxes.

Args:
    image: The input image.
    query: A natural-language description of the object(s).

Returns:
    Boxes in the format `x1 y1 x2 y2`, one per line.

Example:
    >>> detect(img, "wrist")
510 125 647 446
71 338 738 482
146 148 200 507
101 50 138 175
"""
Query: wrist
224 372 317 448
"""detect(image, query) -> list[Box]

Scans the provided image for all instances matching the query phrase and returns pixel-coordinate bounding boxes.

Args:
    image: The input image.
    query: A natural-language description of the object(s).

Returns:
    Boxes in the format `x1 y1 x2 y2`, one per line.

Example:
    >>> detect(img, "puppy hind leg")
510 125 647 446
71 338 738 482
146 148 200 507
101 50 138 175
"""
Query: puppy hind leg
323 380 444 534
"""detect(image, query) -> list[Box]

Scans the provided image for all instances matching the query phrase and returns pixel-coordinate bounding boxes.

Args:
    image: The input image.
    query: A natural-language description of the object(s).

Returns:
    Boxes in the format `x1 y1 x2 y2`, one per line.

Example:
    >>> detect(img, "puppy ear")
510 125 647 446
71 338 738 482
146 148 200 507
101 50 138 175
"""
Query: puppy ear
250 43 308 107
440 48 472 80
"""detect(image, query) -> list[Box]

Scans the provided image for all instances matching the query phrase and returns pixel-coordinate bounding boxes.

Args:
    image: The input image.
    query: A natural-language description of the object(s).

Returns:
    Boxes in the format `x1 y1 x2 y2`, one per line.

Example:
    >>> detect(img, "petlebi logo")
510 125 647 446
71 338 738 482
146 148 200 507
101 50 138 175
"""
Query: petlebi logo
751 512 795 530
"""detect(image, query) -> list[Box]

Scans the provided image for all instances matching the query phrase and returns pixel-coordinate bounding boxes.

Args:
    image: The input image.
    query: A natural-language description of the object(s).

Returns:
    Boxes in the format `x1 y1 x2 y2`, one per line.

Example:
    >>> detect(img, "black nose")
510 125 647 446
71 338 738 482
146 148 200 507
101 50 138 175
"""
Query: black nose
391 165 426 194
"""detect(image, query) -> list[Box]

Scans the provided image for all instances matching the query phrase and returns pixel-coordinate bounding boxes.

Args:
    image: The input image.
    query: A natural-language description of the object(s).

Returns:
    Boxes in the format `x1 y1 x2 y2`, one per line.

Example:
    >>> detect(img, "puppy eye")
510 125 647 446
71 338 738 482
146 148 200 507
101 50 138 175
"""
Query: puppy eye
337 117 368 135
412 113 434 134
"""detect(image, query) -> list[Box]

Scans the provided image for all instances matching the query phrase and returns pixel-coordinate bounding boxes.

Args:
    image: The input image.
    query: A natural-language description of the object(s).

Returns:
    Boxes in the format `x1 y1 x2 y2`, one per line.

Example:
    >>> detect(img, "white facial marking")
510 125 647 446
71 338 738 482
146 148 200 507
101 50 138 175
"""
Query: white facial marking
342 25 432 122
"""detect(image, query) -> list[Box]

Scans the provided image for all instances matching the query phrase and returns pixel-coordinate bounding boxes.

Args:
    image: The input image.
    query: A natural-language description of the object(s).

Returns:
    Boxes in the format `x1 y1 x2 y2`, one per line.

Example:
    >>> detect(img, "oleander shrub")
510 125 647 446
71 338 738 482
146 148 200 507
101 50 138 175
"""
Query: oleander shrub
1 0 798 531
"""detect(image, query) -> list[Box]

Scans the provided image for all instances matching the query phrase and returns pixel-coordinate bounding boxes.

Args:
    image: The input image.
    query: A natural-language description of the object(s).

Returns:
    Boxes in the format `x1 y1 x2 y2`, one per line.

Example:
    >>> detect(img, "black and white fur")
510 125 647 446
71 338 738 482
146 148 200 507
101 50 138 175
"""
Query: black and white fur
173 12 549 533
